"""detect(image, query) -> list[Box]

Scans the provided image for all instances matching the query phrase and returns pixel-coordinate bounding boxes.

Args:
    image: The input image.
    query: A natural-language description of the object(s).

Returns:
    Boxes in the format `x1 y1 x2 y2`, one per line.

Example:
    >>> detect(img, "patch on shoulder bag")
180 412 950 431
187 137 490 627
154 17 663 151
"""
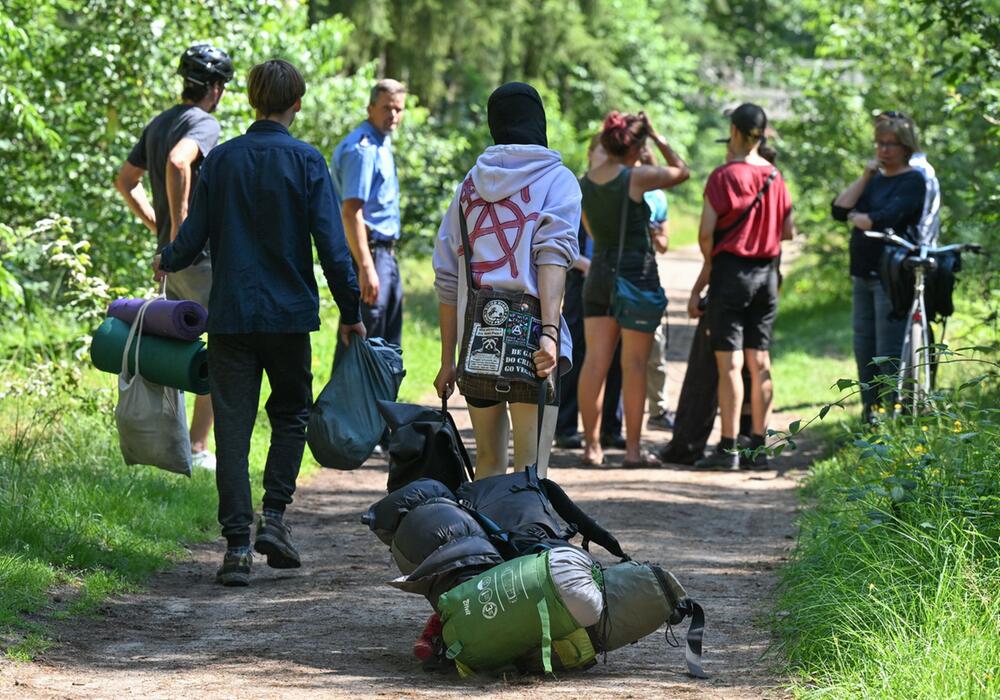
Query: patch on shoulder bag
482 299 509 326
465 323 503 374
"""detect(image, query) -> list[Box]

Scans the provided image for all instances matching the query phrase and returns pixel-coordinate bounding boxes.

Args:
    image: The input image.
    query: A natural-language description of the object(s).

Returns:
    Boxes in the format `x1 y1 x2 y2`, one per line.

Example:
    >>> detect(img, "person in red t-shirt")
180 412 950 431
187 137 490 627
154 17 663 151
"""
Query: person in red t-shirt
687 103 795 470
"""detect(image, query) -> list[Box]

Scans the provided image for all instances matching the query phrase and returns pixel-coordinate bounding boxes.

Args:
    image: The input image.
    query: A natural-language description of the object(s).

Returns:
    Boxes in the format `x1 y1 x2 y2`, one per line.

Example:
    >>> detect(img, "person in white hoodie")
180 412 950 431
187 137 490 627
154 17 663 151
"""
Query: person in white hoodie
432 82 581 479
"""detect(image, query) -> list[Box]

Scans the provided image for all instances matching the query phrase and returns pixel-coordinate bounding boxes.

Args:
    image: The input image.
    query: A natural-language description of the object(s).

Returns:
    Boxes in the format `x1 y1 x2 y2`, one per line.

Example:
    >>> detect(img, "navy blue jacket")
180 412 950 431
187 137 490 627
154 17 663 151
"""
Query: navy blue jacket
160 120 361 333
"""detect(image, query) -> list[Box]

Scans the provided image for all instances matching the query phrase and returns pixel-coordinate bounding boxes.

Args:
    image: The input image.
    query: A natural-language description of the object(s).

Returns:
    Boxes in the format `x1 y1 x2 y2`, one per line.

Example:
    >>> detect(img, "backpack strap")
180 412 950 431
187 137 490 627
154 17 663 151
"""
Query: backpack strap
541 478 630 561
442 397 475 482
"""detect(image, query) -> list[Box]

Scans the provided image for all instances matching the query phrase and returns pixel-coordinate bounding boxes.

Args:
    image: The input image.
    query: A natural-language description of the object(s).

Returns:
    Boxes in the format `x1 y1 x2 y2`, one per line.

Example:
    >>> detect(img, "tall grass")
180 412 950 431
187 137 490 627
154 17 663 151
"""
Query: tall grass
775 375 1000 699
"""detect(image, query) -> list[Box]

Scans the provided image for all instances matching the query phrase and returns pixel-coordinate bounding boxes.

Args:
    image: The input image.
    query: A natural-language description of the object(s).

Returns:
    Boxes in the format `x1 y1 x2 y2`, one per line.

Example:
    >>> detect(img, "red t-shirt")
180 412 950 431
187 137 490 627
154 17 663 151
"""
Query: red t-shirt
704 161 792 259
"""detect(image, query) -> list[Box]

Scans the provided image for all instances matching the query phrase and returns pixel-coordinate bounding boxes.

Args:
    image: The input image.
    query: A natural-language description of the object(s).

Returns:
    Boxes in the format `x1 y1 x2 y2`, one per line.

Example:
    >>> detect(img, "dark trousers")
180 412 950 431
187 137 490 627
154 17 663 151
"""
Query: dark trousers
557 268 623 438
208 333 312 547
362 244 403 346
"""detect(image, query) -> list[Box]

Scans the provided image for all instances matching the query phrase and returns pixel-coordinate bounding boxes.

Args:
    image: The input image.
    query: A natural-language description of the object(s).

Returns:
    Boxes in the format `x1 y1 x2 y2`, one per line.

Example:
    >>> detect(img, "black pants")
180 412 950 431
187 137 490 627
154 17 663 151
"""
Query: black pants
362 244 403 346
208 333 312 547
557 268 623 438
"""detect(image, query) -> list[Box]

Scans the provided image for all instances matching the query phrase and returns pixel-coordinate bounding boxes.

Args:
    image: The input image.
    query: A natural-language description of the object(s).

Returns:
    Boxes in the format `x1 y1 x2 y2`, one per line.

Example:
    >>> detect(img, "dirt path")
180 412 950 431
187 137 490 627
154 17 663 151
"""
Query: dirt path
2 247 816 699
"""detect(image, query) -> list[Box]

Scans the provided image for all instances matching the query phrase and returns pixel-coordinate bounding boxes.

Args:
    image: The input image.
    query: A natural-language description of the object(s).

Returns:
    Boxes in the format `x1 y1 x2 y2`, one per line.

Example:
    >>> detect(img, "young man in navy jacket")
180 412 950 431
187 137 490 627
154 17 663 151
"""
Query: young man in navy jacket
156 59 365 586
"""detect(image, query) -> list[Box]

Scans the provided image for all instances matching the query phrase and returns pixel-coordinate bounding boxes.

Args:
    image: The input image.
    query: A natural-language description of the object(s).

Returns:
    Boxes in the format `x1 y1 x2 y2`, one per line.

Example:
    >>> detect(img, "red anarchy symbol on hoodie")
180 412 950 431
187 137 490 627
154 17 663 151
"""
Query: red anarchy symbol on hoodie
460 177 539 288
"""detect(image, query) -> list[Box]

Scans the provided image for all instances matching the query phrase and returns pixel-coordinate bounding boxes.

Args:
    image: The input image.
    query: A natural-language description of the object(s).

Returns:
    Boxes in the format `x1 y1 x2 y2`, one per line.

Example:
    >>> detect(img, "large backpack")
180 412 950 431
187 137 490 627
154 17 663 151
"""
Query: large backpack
377 399 474 492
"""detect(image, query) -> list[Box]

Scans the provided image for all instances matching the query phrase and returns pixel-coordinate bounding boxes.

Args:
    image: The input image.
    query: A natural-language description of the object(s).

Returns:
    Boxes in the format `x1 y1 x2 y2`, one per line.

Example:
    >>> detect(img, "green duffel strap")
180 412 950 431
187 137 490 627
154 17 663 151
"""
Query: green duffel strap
537 597 552 673
446 640 463 661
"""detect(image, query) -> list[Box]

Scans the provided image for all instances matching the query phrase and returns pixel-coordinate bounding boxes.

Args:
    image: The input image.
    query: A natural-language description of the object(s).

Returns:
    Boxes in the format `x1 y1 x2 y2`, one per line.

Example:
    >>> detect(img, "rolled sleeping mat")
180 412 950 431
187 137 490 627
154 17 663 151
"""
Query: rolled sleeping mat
547 546 604 628
389 535 504 608
362 479 457 546
108 297 208 341
91 316 210 395
591 560 707 679
390 497 486 575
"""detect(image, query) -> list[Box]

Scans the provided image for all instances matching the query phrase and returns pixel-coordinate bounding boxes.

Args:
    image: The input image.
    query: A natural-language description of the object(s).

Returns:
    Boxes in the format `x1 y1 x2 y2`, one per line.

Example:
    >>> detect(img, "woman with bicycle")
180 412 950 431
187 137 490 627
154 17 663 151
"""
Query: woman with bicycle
832 115 926 422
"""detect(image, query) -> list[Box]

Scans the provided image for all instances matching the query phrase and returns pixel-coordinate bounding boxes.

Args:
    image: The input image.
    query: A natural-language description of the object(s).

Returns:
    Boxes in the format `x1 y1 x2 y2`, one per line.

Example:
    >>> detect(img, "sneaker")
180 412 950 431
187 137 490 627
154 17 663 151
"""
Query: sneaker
254 515 302 569
191 450 216 471
215 549 252 586
740 450 769 470
693 446 740 471
646 411 676 431
554 434 583 449
600 434 627 449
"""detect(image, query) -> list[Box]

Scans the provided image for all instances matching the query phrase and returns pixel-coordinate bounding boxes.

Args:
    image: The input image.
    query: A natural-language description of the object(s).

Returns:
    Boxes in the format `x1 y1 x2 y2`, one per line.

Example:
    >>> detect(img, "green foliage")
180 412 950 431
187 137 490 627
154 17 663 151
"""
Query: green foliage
774 358 1000 698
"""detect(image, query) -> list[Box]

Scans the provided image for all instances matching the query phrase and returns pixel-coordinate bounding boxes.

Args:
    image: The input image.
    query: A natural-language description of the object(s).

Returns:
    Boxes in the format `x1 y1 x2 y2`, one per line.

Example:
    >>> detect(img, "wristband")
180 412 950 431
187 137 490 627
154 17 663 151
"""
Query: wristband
541 323 560 332
540 331 559 345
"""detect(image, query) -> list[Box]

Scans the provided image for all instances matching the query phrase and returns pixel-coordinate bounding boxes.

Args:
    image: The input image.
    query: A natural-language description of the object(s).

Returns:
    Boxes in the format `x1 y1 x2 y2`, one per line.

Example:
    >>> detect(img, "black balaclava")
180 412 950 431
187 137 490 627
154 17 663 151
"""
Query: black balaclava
487 82 547 148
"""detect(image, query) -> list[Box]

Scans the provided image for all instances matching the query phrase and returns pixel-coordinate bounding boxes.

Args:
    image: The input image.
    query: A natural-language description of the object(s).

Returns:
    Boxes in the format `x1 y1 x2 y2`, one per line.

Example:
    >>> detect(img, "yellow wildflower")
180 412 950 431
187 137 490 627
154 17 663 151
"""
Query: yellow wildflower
878 406 887 414
921 425 929 432
894 403 902 411
953 420 962 432
914 445 926 454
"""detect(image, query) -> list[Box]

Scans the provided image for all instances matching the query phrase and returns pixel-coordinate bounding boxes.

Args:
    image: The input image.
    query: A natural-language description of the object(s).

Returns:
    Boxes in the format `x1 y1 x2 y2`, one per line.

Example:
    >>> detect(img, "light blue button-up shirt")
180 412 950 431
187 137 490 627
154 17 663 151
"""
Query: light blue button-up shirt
330 120 401 242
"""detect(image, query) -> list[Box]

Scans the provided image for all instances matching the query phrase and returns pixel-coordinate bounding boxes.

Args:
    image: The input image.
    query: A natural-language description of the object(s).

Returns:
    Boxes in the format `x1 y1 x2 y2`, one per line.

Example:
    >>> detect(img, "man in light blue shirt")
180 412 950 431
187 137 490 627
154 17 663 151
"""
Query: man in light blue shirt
330 79 407 346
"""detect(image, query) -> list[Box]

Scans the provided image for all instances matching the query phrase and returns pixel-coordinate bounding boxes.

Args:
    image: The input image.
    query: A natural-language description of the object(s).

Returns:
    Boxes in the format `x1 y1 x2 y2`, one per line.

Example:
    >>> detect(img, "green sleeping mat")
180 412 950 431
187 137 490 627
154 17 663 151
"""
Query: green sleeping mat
91 317 210 395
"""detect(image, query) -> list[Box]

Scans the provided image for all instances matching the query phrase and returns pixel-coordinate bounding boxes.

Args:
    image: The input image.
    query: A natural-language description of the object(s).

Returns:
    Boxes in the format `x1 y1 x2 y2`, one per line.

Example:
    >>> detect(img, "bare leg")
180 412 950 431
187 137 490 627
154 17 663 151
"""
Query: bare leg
715 350 743 440
509 402 558 478
620 328 655 462
744 349 773 435
190 393 214 453
578 316 620 464
468 403 510 480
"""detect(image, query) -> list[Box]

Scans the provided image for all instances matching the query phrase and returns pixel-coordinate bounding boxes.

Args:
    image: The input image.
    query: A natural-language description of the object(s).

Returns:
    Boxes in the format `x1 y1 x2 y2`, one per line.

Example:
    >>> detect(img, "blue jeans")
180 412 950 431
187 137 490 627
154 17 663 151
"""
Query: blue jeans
852 276 905 409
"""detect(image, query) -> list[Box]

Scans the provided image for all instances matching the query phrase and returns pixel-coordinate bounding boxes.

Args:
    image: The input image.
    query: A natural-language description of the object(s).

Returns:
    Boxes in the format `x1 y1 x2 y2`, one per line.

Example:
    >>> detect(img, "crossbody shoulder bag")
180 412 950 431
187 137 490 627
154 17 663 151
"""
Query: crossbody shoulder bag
455 206 554 404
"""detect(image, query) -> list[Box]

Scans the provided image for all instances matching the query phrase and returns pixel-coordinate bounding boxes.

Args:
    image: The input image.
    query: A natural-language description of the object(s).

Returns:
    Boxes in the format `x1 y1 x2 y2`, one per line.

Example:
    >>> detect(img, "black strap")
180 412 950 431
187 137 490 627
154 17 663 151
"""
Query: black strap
712 167 777 251
442 397 475 482
540 478 630 561
674 598 708 679
457 203 478 293
614 168 632 276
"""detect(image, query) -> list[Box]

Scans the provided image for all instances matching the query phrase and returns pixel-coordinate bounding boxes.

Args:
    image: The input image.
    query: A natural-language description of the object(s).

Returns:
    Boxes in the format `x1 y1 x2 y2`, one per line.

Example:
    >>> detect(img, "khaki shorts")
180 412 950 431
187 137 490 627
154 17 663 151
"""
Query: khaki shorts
165 256 212 308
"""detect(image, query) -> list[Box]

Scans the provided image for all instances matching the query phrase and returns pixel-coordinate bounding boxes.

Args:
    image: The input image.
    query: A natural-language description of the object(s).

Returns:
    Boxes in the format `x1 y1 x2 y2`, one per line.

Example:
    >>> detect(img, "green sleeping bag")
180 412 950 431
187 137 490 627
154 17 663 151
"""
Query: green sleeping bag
91 317 210 395
437 551 583 675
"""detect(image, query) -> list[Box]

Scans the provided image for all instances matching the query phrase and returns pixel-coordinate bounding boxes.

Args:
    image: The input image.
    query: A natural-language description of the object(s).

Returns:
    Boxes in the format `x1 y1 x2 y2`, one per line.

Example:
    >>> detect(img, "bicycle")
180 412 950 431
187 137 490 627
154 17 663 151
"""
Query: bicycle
863 229 982 414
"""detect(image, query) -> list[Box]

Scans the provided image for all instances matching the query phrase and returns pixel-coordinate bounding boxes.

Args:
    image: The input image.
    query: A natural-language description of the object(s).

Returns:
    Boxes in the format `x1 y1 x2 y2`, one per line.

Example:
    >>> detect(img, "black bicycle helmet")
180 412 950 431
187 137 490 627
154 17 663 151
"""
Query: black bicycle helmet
178 44 234 86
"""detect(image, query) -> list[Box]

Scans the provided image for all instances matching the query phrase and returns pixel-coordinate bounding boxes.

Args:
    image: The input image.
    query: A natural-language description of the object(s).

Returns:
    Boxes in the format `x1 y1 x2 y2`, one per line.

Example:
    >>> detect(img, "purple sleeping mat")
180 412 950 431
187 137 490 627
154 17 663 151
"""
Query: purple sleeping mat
107 298 208 341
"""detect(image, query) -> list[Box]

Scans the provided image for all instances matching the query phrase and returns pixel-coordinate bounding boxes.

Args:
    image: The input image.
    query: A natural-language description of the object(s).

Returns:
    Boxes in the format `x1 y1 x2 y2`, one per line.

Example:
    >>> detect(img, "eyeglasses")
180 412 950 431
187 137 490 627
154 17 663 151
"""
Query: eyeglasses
874 140 903 150
876 110 909 121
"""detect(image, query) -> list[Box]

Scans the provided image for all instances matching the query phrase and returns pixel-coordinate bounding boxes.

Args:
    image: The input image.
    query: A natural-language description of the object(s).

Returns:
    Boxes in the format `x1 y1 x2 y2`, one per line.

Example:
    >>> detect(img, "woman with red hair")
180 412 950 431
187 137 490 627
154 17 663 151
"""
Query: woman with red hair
577 112 689 467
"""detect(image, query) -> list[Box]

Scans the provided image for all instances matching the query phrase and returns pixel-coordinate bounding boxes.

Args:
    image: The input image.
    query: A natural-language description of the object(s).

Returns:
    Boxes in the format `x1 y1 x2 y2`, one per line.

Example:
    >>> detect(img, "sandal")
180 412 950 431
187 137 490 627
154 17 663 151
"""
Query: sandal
622 452 662 469
582 452 605 467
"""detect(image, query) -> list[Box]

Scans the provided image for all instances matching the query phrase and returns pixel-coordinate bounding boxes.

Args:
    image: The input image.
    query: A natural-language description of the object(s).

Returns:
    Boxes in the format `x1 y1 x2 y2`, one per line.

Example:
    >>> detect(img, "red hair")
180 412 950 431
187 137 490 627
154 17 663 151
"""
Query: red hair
600 111 647 157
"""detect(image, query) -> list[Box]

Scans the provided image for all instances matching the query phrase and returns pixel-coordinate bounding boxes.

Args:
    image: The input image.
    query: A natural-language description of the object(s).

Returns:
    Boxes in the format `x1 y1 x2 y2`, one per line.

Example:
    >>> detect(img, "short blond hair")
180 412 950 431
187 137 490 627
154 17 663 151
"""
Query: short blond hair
369 78 407 106
875 117 919 157
248 59 306 116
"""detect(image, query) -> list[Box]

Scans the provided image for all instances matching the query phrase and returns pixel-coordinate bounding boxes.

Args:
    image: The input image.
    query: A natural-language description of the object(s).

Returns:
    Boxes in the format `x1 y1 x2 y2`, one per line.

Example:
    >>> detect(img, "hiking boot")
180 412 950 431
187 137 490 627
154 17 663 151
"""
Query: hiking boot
254 515 301 569
555 433 583 449
600 433 626 449
215 549 252 586
693 447 740 471
647 410 676 431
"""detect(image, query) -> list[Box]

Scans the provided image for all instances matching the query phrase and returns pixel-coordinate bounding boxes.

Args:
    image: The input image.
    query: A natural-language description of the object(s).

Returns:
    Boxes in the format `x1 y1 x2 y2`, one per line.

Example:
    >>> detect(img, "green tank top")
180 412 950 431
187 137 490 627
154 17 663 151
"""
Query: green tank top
580 168 652 254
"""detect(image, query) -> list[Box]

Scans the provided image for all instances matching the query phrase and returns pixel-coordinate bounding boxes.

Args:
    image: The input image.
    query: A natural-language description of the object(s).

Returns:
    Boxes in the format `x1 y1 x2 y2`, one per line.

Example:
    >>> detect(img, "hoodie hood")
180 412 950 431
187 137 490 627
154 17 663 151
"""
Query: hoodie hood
470 144 565 203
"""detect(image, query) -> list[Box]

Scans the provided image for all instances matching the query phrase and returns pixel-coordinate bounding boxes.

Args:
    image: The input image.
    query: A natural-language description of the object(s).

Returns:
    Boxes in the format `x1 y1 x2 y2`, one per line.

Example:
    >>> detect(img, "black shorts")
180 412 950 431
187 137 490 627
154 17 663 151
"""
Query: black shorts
707 253 778 352
583 249 660 318
465 390 560 409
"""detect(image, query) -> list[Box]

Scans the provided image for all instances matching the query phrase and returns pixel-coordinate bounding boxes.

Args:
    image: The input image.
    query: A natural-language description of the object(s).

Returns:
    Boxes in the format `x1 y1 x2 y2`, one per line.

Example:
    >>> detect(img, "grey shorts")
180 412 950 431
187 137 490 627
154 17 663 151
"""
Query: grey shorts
166 256 212 308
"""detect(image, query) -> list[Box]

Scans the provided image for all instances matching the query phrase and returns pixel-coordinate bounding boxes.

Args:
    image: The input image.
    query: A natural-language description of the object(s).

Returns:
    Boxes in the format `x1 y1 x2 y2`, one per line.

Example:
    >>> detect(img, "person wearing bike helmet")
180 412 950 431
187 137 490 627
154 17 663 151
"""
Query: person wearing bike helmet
832 115 926 422
115 43 233 470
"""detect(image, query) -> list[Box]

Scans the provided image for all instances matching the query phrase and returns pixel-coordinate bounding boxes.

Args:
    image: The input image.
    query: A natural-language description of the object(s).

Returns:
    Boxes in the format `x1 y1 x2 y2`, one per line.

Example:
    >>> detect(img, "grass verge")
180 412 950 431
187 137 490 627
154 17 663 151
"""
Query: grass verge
772 292 999 700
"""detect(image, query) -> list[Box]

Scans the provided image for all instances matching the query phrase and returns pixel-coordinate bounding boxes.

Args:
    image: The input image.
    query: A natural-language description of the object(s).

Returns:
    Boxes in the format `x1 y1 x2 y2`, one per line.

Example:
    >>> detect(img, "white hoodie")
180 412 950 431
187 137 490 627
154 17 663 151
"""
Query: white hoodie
433 144 581 367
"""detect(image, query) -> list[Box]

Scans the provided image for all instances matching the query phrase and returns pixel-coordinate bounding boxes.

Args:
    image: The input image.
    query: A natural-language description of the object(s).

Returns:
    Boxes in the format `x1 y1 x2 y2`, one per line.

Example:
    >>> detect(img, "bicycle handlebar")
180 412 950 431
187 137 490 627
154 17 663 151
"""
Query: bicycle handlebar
863 230 983 256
